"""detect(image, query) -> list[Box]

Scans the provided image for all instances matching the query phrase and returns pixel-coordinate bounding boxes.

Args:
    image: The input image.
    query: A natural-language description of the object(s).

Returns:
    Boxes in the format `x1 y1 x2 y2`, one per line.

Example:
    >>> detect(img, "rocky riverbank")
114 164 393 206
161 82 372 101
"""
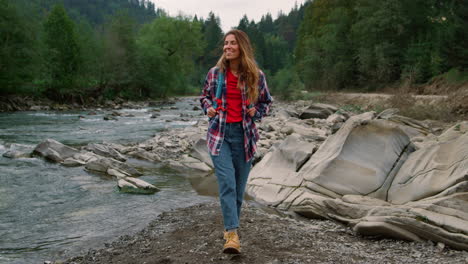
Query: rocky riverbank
6 96 466 263
62 202 468 264
0 95 178 112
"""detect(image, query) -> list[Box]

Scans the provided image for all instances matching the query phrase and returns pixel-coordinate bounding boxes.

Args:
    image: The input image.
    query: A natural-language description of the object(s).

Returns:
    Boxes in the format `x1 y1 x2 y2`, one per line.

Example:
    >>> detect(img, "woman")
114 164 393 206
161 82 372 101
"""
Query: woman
200 29 273 254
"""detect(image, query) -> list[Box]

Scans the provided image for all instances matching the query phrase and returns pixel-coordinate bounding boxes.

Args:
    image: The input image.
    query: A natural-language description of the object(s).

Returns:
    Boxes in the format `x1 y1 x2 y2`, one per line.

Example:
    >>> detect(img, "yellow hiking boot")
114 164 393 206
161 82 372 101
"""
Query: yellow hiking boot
223 231 241 254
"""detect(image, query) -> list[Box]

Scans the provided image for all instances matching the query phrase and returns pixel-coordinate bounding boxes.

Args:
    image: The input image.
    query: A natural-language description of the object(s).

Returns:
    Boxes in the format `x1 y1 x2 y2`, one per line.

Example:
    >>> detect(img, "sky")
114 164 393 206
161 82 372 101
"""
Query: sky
150 0 307 33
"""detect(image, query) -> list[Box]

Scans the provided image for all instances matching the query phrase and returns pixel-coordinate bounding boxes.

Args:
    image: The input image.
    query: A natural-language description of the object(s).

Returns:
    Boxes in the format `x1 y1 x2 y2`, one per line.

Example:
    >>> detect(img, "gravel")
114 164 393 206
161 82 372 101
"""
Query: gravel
60 202 468 264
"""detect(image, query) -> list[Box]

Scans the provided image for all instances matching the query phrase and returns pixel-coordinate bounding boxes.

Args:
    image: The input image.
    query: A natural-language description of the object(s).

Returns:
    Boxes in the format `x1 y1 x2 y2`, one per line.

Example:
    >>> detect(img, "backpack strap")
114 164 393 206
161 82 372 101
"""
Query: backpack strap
212 71 225 111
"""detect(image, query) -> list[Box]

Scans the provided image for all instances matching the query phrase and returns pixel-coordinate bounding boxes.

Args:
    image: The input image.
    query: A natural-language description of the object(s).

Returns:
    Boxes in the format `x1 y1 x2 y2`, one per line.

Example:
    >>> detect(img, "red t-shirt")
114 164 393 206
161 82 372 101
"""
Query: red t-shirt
226 69 243 123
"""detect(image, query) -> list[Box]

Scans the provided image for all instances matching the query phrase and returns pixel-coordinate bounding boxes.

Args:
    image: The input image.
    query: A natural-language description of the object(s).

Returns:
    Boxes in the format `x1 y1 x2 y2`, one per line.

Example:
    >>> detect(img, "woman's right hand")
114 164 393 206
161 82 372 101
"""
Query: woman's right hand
207 107 218 118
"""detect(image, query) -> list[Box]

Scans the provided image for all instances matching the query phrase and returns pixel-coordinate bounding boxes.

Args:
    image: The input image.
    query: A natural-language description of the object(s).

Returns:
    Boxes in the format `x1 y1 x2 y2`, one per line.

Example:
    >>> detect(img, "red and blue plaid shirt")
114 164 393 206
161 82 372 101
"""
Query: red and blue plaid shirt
200 66 273 162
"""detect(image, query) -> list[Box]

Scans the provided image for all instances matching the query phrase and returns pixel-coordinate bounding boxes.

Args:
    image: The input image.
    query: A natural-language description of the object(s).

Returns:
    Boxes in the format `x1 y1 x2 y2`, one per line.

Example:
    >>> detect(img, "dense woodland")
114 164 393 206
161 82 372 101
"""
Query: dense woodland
1 0 467 102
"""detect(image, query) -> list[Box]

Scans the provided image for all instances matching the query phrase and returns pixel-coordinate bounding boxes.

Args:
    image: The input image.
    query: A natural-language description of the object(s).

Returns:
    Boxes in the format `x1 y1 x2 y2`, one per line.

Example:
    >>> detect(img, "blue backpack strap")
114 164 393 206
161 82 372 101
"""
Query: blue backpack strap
213 71 224 109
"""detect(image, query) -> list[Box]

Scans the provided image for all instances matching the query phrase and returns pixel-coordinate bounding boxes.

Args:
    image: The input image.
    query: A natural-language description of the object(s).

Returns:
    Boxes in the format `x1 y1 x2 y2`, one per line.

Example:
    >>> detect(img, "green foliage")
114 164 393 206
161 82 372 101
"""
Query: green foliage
42 4 82 99
199 12 223 77
3 0 467 104
298 1 355 90
100 10 138 97
270 68 305 101
296 0 468 90
0 0 39 94
32 0 159 25
443 68 468 85
136 16 203 98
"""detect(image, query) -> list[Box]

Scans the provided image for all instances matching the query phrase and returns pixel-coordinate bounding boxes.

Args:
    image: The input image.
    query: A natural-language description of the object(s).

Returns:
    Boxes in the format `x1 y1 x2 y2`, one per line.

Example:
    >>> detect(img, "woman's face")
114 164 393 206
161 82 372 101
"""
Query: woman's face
224 34 240 62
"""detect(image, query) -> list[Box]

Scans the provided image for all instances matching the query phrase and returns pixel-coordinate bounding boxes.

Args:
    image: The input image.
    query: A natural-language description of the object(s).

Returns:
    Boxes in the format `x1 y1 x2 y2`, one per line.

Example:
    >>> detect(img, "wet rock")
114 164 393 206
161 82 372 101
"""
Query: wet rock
117 177 159 194
85 157 142 177
179 155 212 172
33 139 80 162
85 143 126 162
103 115 118 121
3 150 29 159
127 149 161 162
62 158 86 167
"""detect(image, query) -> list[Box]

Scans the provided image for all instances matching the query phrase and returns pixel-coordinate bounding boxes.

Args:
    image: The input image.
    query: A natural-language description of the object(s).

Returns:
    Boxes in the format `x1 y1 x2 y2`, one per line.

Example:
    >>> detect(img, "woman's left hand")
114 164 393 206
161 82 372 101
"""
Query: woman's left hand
247 107 256 117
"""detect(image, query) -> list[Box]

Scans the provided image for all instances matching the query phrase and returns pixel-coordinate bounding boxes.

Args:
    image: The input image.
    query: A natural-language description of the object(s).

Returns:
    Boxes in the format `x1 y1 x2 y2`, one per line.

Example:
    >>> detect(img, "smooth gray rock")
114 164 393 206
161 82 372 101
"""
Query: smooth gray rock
299 103 338 120
117 177 159 194
85 157 142 176
33 139 80 162
190 138 214 168
2 150 31 159
85 143 126 162
247 134 316 206
247 113 468 250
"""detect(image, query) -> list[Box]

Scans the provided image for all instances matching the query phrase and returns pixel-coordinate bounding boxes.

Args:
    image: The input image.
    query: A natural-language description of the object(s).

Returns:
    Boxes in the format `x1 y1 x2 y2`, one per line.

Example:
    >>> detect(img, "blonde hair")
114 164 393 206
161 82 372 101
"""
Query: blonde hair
216 29 259 103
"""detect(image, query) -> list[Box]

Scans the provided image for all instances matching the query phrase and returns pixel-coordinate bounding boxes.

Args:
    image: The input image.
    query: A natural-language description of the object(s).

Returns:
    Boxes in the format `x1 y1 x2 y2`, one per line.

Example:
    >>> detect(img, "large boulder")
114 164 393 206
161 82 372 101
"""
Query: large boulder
247 133 317 206
299 103 338 120
190 138 213 168
247 114 468 250
33 139 80 162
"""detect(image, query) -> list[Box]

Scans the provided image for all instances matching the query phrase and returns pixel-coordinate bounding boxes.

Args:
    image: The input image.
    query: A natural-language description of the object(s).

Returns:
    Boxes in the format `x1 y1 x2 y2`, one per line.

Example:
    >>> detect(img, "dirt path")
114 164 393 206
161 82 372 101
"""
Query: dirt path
64 202 468 264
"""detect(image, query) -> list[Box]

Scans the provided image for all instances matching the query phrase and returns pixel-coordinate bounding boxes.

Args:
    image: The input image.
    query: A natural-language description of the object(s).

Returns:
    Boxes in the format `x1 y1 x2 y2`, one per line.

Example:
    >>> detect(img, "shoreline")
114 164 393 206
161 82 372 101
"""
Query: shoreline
62 202 468 264
5 96 466 263
0 95 181 112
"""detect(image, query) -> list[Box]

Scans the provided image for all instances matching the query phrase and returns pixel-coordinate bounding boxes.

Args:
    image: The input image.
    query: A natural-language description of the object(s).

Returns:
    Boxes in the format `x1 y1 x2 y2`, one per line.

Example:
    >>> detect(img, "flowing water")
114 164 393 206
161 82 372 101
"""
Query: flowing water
0 98 215 264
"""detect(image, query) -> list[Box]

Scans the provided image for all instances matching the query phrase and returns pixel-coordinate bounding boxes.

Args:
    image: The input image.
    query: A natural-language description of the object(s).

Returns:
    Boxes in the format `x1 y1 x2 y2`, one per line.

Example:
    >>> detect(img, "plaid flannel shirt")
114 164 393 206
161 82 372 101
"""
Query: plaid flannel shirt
200 66 273 162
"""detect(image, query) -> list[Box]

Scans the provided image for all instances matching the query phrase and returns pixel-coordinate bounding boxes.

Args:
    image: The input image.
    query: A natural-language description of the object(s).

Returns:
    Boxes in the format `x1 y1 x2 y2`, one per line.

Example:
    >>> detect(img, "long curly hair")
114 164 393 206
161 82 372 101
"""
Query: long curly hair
216 29 259 103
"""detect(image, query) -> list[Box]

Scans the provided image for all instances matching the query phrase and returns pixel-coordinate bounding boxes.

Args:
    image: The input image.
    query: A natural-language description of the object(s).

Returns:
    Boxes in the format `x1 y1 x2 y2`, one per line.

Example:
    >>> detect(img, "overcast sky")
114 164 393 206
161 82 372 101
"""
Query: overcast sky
150 0 307 33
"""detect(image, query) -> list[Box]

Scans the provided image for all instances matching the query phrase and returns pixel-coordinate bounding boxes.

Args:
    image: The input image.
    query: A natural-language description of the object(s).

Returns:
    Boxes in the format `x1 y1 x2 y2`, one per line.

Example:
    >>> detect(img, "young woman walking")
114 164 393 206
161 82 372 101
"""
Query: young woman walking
200 29 273 254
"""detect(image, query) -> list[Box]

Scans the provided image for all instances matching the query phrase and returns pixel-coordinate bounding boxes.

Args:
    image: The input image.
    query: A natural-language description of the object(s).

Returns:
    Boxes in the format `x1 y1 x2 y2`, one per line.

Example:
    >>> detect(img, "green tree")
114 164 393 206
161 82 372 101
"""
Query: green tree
75 19 104 91
351 0 410 85
42 4 82 99
202 12 223 69
101 10 138 97
296 0 356 90
136 16 204 97
0 0 39 94
259 13 274 34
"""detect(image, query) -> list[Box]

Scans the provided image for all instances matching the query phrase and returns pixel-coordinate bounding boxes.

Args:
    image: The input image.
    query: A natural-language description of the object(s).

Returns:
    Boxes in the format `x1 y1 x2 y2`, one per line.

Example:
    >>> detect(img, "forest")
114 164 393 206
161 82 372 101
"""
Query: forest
1 0 467 102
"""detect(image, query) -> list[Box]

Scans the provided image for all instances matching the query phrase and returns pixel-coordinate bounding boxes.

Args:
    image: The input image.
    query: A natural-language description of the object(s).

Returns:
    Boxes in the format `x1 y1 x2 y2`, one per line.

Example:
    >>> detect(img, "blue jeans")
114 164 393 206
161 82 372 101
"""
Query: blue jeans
210 122 252 230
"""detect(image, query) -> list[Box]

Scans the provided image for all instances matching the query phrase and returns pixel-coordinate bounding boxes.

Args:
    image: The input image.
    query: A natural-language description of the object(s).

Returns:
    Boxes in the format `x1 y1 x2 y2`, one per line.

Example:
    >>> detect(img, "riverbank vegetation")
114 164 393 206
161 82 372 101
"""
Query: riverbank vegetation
1 0 467 104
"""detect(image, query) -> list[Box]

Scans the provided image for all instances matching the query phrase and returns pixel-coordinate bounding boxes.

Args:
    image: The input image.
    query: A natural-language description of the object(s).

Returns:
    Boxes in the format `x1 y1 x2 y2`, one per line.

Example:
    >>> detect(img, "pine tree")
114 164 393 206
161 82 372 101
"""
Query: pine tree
0 0 37 94
43 4 82 99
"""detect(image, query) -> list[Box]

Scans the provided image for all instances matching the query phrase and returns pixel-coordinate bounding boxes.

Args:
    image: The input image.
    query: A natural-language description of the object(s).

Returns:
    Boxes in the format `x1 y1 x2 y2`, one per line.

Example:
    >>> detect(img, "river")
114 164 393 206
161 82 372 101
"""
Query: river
0 98 215 264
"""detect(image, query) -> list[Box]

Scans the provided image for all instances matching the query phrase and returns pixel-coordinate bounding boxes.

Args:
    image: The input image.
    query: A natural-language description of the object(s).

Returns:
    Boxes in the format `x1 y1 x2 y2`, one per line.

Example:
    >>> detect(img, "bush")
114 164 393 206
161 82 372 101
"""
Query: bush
270 68 306 101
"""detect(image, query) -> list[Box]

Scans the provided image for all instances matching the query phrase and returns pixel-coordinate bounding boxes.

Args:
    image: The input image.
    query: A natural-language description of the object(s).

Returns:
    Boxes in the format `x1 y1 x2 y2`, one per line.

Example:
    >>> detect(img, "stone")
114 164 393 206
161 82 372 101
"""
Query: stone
85 143 126 162
179 155 212 173
190 138 214 168
387 128 468 204
124 177 160 193
247 134 316 206
62 158 86 167
127 149 161 162
103 115 118 121
246 112 468 250
33 139 80 162
85 157 142 177
2 150 31 159
299 103 338 120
